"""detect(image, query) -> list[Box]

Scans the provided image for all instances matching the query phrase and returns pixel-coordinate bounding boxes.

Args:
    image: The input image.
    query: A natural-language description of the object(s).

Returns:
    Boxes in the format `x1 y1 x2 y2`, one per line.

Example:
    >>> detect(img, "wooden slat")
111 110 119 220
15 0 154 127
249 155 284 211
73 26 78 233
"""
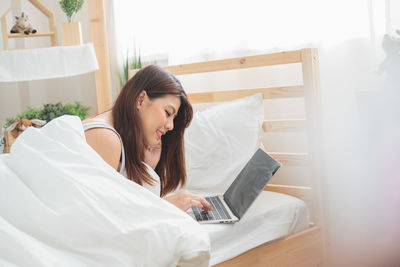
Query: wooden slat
129 50 302 78
264 184 312 201
1 16 9 50
1 0 21 49
187 86 303 103
7 32 55 38
263 119 306 132
301 48 327 263
48 15 58 47
269 152 309 166
215 226 323 267
88 0 113 113
166 50 302 75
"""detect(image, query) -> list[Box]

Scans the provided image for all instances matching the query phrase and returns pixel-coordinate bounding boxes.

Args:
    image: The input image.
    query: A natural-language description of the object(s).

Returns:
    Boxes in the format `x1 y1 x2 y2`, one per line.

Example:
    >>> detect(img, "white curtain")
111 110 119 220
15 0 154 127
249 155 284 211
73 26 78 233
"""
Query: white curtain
111 1 400 265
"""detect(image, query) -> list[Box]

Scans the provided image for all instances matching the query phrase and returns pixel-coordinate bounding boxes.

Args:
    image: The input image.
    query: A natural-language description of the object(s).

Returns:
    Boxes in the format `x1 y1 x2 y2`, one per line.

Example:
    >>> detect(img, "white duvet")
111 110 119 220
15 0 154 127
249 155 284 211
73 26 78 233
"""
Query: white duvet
0 116 210 267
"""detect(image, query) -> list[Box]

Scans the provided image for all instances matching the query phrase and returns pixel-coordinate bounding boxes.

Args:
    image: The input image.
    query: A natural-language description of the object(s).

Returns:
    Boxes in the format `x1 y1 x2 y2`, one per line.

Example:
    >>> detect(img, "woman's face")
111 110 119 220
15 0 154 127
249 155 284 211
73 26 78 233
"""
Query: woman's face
137 91 181 146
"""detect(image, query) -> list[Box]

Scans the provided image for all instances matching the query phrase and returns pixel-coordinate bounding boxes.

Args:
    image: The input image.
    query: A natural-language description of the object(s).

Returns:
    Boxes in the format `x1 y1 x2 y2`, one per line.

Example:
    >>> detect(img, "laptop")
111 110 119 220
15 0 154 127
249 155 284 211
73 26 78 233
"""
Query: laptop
188 148 281 224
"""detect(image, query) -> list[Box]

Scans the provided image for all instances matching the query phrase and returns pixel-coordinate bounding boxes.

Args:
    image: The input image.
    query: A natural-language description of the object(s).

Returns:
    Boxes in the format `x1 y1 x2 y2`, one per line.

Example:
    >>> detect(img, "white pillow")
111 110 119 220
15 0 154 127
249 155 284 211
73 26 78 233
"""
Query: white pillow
184 93 264 194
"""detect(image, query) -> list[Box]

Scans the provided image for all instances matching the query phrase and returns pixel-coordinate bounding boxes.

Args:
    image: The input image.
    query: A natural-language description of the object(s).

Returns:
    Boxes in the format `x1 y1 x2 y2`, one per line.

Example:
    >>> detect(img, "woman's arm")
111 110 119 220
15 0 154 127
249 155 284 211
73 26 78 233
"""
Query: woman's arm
84 128 122 170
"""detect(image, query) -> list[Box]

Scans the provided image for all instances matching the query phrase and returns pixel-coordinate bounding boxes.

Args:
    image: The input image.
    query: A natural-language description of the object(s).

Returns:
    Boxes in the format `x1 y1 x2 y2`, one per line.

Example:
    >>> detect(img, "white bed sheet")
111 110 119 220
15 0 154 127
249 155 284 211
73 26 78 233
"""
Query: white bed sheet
200 191 309 266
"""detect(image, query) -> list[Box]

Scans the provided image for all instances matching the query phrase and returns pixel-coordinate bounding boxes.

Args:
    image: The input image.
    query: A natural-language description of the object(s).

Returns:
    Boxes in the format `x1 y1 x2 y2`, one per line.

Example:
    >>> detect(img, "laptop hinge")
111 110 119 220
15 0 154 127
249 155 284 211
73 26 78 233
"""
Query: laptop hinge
223 195 241 219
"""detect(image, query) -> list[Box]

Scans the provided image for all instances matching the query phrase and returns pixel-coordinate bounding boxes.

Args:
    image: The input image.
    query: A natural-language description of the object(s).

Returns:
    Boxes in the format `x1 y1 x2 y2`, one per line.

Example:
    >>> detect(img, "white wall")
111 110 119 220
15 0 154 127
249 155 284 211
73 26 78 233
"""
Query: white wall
0 0 98 127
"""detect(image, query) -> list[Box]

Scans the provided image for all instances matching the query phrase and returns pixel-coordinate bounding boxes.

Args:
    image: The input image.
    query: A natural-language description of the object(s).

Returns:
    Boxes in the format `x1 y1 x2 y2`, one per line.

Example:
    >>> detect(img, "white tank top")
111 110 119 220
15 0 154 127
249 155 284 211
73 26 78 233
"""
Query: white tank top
83 122 161 197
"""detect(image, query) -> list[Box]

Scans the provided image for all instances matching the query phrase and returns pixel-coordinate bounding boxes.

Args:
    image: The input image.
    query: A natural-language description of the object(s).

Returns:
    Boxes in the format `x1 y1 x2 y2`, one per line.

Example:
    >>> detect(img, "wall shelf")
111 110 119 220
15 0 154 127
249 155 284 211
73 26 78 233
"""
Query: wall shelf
1 0 58 49
7 32 56 38
0 0 113 114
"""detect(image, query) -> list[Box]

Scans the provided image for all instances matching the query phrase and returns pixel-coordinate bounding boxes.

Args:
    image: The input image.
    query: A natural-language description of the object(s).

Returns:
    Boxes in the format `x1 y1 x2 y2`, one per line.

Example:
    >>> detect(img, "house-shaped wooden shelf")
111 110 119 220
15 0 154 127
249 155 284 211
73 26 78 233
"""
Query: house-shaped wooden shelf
1 0 58 50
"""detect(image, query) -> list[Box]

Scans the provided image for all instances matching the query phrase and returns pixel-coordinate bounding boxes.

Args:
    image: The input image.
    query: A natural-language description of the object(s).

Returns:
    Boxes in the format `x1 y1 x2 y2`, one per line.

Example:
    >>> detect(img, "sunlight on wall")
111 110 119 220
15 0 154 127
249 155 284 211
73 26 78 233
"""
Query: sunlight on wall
113 0 378 64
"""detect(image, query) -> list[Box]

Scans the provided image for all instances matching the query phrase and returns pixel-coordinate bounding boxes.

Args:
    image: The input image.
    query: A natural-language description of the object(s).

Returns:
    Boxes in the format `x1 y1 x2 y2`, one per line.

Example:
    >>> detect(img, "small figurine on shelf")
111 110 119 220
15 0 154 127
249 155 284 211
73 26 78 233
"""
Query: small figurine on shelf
10 12 37 35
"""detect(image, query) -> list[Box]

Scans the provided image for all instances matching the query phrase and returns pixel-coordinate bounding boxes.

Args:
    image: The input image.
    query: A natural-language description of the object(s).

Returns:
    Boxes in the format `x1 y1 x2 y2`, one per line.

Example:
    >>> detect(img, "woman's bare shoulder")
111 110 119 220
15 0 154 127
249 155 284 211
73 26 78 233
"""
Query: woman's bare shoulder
82 118 108 125
83 110 113 125
84 127 122 170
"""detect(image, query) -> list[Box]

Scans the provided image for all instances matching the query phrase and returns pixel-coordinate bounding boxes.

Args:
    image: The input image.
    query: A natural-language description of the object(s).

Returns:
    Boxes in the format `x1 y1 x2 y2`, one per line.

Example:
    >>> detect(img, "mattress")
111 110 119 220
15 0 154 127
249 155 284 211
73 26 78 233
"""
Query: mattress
201 191 310 266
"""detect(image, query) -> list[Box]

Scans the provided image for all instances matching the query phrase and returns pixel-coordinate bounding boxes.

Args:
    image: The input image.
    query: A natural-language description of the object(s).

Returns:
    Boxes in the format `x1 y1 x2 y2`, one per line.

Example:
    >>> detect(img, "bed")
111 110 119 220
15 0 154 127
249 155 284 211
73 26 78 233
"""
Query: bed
129 48 326 266
0 48 325 266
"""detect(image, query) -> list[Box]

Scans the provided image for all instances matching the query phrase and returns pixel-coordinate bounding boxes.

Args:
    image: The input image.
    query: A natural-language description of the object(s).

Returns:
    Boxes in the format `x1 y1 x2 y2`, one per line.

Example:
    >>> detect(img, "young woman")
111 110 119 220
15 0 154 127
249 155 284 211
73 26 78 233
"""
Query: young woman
83 65 211 212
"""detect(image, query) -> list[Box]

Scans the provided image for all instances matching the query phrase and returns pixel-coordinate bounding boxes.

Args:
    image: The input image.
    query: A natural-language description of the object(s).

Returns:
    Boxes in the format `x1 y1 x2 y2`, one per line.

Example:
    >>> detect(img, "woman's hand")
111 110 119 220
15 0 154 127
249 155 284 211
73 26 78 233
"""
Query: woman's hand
144 141 162 169
163 190 213 212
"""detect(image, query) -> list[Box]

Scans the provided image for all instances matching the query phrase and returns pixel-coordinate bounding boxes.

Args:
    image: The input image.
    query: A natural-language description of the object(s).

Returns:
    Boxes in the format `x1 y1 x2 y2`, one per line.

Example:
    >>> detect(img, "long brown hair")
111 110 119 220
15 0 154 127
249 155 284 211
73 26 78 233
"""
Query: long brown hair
112 65 193 196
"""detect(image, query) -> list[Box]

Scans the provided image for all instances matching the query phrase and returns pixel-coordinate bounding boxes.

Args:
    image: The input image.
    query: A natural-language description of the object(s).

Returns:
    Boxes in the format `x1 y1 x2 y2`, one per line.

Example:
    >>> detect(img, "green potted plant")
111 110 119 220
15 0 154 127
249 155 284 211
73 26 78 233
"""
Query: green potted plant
4 102 90 127
59 0 84 23
118 48 142 89
59 0 84 46
1 102 90 153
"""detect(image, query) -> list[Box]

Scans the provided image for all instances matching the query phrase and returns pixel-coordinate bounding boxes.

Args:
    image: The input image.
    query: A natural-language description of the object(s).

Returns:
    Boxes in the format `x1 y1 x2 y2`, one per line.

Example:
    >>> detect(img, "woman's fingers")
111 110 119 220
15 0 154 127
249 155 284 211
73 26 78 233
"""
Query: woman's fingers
164 190 213 212
190 194 212 212
199 198 212 212
190 199 203 209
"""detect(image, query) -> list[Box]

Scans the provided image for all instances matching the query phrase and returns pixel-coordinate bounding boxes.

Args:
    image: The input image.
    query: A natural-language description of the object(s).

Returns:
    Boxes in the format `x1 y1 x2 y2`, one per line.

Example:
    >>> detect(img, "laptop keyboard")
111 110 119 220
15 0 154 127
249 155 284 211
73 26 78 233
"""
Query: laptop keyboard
192 196 232 221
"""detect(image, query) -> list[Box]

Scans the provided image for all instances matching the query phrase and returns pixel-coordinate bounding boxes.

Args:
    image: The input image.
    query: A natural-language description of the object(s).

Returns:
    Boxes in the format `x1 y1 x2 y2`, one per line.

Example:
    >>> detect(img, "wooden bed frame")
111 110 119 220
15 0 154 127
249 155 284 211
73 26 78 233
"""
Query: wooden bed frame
76 7 327 266
129 49 326 266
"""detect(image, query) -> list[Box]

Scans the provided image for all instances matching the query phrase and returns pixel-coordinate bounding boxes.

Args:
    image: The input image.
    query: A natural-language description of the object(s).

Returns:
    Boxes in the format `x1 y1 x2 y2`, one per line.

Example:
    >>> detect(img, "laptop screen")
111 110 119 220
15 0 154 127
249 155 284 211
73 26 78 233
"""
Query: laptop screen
223 148 281 219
